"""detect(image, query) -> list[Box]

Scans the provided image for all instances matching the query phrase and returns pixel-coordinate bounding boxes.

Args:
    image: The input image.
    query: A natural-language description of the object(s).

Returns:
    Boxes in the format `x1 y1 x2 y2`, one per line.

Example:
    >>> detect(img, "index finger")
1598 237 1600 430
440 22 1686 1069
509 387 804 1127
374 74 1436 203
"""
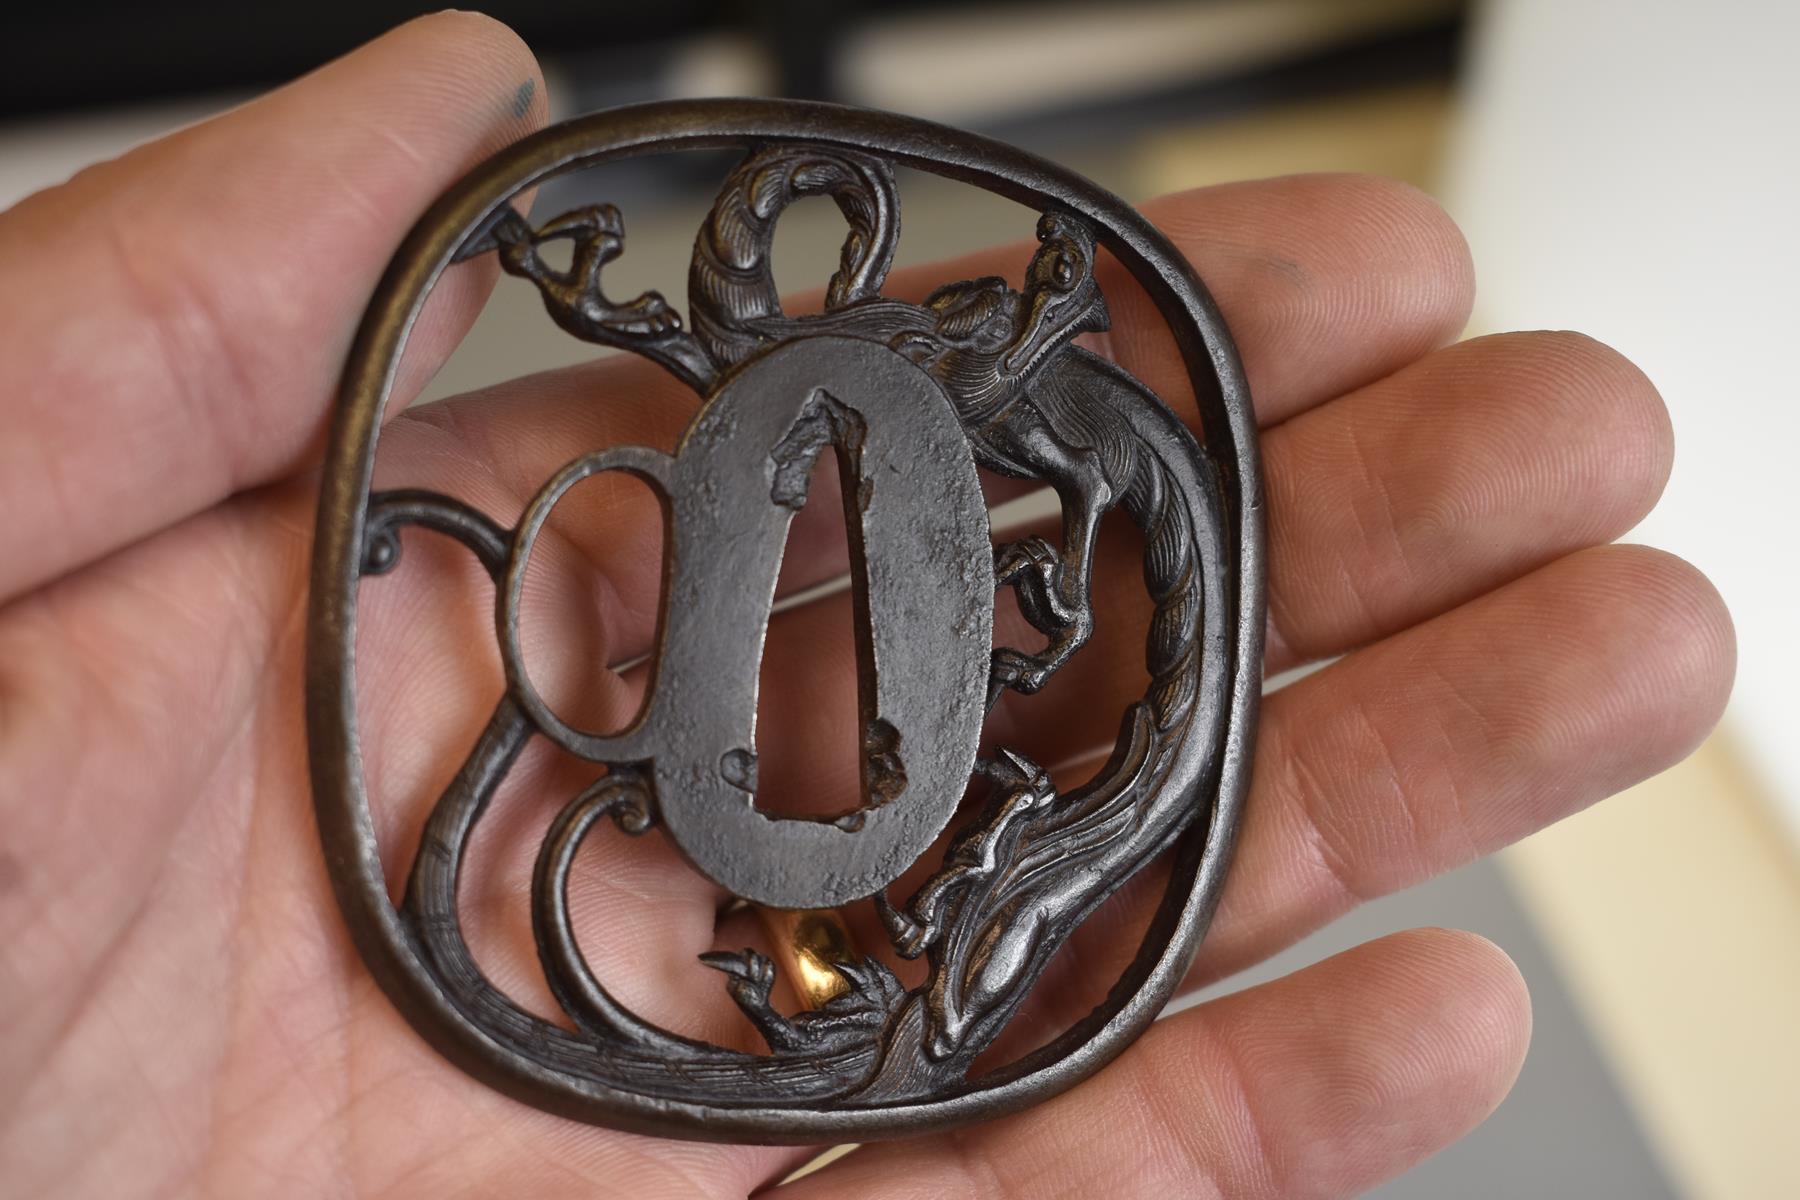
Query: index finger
0 12 546 603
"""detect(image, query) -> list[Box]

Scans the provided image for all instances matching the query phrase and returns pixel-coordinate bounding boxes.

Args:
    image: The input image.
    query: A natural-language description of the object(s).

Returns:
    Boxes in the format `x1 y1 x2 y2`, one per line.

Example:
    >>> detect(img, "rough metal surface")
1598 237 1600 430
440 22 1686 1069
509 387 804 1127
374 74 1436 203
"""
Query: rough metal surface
306 98 1265 1143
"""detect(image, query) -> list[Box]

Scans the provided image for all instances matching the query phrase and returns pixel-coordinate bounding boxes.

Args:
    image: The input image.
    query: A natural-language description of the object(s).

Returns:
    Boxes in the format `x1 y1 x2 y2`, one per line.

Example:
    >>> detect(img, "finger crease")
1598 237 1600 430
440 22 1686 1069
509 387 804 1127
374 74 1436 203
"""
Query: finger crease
1277 721 1371 910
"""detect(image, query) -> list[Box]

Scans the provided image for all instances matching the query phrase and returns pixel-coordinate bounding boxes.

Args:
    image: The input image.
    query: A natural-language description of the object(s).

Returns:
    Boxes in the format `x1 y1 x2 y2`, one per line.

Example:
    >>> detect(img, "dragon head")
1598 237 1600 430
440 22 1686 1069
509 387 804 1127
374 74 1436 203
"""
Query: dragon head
1001 211 1110 381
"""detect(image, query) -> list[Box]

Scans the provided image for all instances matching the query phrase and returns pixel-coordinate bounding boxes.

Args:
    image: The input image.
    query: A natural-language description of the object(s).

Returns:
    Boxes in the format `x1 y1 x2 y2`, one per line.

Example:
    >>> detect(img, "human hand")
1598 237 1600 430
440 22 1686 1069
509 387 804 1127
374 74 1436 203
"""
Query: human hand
0 14 1733 1198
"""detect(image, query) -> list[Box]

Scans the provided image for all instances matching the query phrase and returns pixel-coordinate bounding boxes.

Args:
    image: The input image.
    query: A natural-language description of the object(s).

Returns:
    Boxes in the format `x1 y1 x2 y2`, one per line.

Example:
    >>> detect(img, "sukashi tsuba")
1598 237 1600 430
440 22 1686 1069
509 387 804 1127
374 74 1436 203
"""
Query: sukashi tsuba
305 98 1264 1143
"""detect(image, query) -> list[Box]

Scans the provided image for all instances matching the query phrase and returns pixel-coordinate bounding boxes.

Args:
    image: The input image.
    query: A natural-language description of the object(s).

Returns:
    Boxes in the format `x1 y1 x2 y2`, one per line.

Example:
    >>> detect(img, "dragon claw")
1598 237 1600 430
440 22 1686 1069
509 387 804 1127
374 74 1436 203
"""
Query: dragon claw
991 533 1096 689
699 948 777 1011
536 203 623 240
989 647 1052 695
874 891 932 959
976 747 1054 799
991 537 1090 702
994 537 1079 625
994 535 1058 583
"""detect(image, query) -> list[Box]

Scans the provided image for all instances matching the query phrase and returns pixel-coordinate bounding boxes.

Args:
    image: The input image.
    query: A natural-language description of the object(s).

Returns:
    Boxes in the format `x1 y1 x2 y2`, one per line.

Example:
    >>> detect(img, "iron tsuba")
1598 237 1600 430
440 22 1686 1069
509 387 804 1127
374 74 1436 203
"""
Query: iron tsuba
306 99 1264 1143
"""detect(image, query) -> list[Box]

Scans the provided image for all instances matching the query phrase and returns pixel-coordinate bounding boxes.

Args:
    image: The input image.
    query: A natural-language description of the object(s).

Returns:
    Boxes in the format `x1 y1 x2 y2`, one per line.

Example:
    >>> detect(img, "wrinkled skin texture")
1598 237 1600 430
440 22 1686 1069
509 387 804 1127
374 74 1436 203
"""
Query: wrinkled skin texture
0 15 1734 1200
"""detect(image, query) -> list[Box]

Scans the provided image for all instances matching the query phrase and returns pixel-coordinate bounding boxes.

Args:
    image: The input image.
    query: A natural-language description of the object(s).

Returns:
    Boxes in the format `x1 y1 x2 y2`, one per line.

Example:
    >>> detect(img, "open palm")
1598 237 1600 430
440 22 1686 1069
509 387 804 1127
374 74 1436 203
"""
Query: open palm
0 15 1733 1199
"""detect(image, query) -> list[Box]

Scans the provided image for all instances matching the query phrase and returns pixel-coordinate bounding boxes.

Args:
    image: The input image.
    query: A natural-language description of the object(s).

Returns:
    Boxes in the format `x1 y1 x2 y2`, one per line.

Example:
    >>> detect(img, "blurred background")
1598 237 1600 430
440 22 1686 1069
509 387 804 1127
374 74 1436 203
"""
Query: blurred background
4 1 1795 1194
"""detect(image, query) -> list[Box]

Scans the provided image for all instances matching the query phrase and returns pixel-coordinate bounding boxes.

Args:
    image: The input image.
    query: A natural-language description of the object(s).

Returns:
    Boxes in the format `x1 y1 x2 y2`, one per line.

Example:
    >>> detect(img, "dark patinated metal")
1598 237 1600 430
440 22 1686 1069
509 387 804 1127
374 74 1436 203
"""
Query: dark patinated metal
306 98 1264 1143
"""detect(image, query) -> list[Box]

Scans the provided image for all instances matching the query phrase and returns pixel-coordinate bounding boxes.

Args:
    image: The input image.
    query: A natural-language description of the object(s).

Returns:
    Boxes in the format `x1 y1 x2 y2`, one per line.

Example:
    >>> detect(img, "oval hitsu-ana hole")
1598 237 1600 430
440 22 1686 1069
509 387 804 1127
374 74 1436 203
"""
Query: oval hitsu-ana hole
513 467 668 738
750 428 877 826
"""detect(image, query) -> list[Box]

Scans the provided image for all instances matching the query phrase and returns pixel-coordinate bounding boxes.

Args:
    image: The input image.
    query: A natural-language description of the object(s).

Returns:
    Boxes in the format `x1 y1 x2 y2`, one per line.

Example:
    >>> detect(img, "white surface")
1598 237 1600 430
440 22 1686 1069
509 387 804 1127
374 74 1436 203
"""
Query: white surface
840 0 1457 121
1443 0 1800 838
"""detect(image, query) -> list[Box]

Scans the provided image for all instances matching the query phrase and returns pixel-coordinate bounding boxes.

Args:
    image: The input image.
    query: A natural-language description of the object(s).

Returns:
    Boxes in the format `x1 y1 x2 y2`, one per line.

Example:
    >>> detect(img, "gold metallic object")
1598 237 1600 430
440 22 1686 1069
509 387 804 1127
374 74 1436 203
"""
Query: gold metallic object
756 907 859 1009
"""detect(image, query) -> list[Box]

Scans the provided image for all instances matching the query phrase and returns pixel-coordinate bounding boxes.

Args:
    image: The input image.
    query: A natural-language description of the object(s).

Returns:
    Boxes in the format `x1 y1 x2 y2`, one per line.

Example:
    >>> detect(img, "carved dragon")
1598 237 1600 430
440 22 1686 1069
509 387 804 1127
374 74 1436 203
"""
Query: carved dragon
371 142 1232 1105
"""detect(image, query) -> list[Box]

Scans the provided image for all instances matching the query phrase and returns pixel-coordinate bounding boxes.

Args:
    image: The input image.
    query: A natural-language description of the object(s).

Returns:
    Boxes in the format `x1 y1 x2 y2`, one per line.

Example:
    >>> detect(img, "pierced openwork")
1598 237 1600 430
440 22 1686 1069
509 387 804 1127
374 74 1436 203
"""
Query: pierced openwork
306 99 1264 1143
